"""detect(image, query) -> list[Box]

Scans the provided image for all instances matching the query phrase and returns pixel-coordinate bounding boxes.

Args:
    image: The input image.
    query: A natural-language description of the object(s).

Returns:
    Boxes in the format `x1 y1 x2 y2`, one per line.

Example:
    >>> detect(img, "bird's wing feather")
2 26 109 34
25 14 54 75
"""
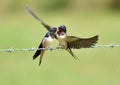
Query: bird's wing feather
26 6 51 31
33 42 43 60
66 35 98 49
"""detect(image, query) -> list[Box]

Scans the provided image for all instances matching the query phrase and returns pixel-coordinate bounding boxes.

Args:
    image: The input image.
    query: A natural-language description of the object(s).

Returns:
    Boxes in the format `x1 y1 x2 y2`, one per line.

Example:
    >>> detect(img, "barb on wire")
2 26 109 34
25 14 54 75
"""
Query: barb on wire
0 44 120 53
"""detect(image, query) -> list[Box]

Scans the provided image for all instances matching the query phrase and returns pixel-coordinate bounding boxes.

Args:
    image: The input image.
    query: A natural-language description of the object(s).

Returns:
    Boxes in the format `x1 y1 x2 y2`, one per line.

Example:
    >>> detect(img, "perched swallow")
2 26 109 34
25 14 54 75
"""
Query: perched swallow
33 28 57 65
26 6 98 60
57 25 98 59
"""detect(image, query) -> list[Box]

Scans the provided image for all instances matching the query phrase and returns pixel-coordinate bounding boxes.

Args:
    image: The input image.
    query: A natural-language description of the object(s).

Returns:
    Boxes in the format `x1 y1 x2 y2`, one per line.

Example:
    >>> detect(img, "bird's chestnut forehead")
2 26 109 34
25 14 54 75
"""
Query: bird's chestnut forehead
58 25 66 33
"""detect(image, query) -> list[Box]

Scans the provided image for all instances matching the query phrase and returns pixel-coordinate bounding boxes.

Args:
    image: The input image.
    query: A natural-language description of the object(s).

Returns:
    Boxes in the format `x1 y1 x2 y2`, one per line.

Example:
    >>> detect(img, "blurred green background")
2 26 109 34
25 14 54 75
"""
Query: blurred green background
0 0 120 85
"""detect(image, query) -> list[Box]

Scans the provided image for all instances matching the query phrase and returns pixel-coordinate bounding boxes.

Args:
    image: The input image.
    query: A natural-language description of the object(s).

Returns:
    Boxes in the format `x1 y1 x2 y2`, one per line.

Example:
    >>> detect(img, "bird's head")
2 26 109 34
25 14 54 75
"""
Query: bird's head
57 25 67 35
49 27 57 38
49 27 57 33
58 25 66 33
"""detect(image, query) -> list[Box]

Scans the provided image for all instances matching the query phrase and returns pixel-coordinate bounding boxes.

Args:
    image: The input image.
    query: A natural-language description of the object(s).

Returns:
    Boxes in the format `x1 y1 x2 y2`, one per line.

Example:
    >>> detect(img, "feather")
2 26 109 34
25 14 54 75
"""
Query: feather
33 42 43 60
67 35 98 49
26 6 51 31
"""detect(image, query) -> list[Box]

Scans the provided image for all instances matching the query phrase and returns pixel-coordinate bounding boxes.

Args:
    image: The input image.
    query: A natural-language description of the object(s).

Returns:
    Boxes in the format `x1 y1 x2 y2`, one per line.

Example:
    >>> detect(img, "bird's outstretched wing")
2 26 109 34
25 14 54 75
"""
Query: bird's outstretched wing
66 35 98 49
25 6 51 31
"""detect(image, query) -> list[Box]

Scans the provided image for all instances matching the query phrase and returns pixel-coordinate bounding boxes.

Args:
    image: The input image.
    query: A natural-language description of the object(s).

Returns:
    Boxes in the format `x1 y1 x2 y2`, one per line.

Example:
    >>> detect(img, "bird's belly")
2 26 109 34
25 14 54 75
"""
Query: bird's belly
42 37 53 48
58 38 67 49
57 34 67 49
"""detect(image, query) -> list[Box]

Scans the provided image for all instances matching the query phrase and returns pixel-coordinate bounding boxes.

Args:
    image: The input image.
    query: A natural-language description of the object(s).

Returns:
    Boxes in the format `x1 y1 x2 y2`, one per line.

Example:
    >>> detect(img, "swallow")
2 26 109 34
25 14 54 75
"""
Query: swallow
33 28 57 65
26 6 98 60
57 25 98 60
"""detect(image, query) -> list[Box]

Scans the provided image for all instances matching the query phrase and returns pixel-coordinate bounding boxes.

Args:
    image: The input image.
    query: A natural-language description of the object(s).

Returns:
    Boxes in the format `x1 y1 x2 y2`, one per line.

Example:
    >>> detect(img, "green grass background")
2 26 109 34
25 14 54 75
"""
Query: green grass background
0 9 120 85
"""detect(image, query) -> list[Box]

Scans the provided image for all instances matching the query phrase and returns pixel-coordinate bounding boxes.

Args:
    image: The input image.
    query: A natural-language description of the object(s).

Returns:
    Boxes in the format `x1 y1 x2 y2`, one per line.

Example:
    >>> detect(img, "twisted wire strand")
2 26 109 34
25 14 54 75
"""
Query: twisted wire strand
0 44 120 53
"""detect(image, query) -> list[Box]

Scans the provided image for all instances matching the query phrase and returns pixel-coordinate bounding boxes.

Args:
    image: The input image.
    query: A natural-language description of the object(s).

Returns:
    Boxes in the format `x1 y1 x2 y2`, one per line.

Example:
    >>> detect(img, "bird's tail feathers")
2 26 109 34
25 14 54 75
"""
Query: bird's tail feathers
67 48 79 60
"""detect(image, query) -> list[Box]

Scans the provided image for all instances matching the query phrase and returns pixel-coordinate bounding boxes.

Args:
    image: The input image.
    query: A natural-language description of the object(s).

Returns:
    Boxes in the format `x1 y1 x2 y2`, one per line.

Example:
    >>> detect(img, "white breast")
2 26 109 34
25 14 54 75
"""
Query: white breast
42 36 53 48
57 34 67 48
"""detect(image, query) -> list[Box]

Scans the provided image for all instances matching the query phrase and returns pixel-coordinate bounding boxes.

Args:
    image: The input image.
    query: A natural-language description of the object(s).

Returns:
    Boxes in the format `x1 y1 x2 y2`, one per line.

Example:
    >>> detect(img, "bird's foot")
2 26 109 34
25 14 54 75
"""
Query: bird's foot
56 46 63 49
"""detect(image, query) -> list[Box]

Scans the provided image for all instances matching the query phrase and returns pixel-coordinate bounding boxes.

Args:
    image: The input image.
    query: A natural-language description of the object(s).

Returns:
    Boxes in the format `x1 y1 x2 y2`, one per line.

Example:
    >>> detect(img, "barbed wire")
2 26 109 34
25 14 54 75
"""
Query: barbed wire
0 44 120 53
0 47 61 53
